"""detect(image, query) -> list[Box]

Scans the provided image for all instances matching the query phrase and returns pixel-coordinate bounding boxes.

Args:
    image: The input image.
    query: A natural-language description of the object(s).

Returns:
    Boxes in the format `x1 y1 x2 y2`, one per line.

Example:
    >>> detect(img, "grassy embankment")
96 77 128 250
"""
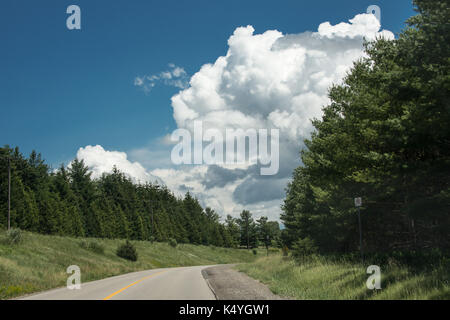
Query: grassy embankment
0 230 259 299
237 253 450 300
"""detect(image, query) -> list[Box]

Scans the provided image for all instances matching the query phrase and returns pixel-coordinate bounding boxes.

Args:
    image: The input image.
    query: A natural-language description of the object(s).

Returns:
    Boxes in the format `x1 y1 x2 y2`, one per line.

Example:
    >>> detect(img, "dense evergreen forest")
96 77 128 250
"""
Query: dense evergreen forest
0 147 279 248
281 0 450 254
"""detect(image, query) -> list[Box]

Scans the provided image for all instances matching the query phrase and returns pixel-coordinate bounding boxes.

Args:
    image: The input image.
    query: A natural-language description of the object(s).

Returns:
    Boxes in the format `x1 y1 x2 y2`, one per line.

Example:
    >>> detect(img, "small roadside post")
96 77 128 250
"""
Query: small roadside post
354 197 363 261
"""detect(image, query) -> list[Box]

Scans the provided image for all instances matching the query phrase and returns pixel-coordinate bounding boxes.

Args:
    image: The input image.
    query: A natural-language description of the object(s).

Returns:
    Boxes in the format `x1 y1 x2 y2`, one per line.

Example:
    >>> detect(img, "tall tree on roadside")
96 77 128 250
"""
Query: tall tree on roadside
256 216 271 251
282 0 450 253
237 210 258 249
225 215 240 248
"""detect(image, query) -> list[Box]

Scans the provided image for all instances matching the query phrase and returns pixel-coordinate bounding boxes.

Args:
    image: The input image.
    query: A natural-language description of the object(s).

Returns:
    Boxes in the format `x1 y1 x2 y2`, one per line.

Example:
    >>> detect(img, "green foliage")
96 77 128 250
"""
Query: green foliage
225 215 240 248
79 240 105 254
256 216 280 250
168 238 177 248
291 238 318 259
237 254 450 300
281 0 450 254
116 240 138 261
2 228 23 245
237 210 259 249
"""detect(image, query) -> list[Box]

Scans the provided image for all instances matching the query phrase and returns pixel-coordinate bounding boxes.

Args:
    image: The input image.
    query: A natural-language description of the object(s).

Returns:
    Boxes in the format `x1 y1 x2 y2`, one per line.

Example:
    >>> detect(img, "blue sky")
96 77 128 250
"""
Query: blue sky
1 0 415 167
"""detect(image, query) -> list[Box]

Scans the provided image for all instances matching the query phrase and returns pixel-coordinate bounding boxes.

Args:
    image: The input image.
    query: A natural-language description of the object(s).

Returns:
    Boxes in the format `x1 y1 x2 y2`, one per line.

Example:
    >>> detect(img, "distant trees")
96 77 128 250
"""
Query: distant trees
235 210 280 249
256 216 281 250
281 0 450 253
0 146 245 247
0 145 282 249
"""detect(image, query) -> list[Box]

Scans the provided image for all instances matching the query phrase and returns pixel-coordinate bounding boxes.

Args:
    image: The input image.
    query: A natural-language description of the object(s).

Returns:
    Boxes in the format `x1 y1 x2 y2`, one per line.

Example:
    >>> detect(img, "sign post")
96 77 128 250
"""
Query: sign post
354 197 363 261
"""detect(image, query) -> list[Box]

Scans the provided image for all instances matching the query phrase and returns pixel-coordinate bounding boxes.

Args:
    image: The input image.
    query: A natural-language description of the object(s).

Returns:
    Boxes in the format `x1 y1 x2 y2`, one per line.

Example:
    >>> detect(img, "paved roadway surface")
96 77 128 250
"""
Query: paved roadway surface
20 265 216 300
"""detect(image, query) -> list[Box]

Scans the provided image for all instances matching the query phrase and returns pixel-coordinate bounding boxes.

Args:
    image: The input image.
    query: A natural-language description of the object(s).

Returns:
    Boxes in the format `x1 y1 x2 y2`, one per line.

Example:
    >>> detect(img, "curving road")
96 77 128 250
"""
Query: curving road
20 265 216 300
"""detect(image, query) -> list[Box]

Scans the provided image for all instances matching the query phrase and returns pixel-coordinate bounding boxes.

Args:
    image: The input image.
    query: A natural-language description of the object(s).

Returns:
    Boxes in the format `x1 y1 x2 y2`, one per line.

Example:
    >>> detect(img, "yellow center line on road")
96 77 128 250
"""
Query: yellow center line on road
103 270 167 300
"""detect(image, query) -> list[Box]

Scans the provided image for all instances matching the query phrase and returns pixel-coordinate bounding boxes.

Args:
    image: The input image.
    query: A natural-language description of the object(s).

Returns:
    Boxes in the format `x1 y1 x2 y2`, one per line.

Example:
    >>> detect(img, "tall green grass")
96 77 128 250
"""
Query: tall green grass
237 254 449 300
0 230 258 299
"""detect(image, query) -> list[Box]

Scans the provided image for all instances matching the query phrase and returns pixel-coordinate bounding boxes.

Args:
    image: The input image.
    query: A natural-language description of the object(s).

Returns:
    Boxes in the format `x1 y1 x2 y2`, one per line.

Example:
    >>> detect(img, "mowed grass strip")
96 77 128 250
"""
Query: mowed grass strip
236 255 450 300
0 230 258 299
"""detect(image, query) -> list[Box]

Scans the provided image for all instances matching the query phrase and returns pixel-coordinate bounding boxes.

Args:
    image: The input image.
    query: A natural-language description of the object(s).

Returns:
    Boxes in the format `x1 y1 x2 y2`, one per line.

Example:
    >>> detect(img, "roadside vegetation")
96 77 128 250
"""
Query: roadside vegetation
237 253 450 300
0 229 259 299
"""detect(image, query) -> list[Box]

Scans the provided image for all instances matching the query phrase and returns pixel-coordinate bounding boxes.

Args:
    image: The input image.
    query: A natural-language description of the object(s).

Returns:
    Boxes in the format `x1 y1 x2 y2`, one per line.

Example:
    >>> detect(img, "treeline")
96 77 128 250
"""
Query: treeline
0 146 279 248
281 0 450 254
231 210 281 250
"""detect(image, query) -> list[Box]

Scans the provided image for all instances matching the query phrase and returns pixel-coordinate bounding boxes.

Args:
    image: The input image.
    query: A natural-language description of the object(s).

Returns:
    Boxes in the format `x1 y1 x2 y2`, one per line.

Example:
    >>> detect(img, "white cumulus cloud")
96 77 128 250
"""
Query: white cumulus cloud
158 13 394 219
171 13 393 140
75 145 163 185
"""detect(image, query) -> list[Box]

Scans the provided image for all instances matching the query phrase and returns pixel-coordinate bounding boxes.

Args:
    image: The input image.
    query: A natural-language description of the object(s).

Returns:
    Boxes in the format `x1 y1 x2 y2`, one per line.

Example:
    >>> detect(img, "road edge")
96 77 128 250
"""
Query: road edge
201 269 219 300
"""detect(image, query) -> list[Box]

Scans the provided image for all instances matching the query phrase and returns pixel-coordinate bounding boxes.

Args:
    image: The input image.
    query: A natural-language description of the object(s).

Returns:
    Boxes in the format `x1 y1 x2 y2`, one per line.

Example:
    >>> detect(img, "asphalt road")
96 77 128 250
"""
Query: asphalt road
20 265 216 300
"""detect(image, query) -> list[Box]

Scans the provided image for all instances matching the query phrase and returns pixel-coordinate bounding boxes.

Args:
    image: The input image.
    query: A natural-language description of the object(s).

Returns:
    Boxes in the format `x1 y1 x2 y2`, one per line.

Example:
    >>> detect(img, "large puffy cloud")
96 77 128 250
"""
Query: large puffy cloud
160 13 393 219
75 145 163 185
99 13 393 221
171 13 393 140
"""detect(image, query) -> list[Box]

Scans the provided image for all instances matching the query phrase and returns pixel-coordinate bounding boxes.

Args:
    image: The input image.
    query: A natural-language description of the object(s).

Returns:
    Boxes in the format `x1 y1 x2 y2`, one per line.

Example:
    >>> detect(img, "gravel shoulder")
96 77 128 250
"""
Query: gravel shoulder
201 264 286 300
